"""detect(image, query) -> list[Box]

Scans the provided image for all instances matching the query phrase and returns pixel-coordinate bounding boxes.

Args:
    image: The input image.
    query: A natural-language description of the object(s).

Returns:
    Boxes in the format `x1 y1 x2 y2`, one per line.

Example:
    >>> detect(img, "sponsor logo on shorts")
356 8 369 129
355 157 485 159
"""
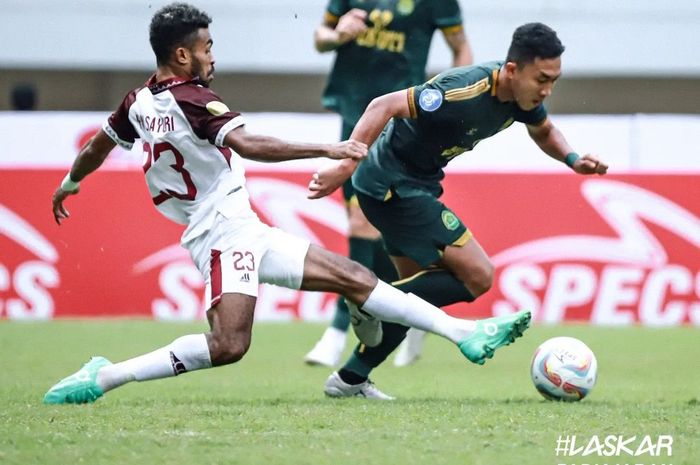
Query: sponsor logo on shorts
441 210 460 231
419 88 443 112
240 272 250 283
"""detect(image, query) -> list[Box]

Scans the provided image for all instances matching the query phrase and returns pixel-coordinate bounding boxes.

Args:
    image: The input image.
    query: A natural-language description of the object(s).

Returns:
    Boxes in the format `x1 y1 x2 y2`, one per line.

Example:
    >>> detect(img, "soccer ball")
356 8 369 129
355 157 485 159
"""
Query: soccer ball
530 337 597 402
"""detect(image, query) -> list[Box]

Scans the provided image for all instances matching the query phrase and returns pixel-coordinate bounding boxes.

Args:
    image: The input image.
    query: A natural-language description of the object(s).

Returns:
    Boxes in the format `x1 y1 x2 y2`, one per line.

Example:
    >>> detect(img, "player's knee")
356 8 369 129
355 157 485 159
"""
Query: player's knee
340 259 376 297
209 335 250 366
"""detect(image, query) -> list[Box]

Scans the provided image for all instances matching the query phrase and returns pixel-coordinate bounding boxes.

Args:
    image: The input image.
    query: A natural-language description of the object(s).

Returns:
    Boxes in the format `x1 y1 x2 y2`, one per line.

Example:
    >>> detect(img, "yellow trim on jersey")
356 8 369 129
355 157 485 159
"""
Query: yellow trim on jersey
452 229 473 247
391 269 431 286
444 77 491 102
359 344 366 353
324 11 339 26
440 24 463 35
491 69 499 97
346 195 360 208
426 73 441 84
383 189 393 201
407 87 417 118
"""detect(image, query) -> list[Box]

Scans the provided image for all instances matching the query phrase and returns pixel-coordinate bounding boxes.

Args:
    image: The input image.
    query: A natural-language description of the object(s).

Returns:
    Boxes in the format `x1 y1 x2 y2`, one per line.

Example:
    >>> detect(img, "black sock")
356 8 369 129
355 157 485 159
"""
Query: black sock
338 368 369 385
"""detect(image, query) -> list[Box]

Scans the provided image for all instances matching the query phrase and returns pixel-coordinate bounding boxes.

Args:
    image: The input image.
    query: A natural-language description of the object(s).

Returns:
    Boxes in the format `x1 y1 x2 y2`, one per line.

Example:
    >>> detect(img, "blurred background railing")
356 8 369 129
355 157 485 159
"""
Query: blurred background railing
2 0 699 113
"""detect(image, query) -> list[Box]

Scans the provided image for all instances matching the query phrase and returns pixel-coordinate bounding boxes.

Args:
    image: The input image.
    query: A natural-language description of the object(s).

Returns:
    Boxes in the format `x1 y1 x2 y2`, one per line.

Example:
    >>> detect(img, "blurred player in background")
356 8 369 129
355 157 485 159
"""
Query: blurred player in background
305 0 473 369
44 2 530 404
309 22 608 399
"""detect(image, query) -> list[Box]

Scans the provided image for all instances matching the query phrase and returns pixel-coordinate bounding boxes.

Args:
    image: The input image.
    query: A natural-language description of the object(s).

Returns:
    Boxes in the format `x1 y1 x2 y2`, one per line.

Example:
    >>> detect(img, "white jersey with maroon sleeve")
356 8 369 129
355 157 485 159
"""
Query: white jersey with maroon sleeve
103 76 248 243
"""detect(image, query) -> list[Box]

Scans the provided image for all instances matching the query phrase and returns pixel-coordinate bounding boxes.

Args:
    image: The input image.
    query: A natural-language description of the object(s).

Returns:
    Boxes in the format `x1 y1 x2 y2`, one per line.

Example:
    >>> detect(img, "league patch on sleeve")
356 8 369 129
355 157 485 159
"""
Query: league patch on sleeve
206 101 231 116
418 88 443 112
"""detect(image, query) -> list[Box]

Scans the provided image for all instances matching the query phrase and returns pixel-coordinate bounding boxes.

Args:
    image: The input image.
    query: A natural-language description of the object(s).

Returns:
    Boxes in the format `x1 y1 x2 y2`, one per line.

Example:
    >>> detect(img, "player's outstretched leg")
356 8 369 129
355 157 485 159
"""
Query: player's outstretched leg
43 356 112 404
458 310 532 365
44 295 255 405
302 246 531 365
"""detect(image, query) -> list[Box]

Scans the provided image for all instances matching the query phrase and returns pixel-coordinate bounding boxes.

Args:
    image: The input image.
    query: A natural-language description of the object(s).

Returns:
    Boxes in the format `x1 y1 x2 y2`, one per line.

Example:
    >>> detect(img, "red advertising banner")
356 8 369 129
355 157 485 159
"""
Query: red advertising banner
1 169 698 325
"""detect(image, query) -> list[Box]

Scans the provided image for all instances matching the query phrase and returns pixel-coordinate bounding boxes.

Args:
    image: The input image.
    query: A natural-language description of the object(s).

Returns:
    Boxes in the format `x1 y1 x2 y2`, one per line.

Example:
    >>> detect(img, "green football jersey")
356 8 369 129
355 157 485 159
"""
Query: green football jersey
321 0 463 127
353 61 548 200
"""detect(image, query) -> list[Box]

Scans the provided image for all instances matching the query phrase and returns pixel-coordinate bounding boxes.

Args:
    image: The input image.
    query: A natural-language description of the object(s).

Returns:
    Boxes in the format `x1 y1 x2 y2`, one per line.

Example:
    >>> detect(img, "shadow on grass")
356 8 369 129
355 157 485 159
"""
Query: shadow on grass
106 395 631 409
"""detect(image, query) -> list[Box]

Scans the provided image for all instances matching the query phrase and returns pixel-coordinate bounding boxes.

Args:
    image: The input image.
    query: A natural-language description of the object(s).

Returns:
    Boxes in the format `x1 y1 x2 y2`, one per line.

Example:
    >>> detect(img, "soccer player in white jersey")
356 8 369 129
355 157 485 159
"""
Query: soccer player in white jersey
44 2 531 404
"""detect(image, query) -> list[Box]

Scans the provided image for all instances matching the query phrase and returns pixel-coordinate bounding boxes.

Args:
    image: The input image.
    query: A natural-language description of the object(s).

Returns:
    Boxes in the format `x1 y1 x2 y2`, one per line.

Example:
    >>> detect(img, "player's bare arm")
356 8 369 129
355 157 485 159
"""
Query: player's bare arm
442 27 473 67
527 117 608 175
223 126 367 163
52 130 117 225
308 90 411 199
352 90 412 146
314 8 368 52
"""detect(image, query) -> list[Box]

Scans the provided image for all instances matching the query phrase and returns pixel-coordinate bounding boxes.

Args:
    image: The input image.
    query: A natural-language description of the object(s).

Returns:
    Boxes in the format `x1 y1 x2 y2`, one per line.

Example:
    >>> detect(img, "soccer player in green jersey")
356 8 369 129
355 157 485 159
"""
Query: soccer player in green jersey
309 22 608 399
305 0 473 371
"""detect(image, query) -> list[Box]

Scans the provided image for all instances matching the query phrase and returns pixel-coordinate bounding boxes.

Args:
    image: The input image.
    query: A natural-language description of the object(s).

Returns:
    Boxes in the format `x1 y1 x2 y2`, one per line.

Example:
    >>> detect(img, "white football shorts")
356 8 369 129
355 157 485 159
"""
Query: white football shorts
185 189 310 308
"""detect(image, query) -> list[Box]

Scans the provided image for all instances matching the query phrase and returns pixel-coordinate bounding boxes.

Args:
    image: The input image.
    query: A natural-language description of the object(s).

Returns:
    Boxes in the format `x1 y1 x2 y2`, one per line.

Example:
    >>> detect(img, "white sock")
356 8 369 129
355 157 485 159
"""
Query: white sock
96 334 212 392
361 280 476 344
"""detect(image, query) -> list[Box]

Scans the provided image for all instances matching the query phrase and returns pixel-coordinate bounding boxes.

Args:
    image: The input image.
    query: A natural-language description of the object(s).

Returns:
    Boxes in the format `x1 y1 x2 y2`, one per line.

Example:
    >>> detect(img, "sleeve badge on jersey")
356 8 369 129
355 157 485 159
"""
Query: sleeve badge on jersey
206 101 231 116
418 89 443 112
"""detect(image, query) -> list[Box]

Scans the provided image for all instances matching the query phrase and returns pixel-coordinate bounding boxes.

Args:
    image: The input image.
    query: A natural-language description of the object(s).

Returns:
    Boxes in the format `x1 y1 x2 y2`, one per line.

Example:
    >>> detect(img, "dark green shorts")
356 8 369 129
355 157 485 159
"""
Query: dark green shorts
356 191 471 268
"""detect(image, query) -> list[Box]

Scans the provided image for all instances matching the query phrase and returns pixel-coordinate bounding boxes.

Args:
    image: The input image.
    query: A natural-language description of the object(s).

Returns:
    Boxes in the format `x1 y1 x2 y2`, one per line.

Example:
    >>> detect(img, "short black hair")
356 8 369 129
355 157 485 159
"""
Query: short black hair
506 23 564 67
149 3 212 66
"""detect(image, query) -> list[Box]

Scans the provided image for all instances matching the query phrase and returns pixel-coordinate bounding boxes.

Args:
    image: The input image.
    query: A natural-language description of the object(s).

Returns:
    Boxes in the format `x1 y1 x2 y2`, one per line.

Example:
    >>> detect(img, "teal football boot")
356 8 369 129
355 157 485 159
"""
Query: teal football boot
458 310 531 365
43 356 112 404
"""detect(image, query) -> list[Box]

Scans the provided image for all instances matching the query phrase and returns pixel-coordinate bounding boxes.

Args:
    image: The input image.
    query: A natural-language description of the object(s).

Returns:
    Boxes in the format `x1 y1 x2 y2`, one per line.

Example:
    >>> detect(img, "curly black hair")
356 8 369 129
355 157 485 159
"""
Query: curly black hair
506 23 565 67
149 3 212 65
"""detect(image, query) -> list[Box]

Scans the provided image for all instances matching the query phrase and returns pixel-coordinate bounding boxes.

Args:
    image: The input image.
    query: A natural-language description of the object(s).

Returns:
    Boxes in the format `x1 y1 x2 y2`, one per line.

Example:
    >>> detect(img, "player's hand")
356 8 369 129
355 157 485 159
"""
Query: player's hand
308 160 358 199
573 154 608 175
327 139 367 161
336 9 368 44
52 186 79 225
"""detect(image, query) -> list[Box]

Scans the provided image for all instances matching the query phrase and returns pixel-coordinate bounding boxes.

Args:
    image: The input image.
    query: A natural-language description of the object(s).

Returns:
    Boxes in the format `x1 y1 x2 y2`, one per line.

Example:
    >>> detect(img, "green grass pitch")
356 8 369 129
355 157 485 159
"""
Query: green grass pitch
1 321 698 465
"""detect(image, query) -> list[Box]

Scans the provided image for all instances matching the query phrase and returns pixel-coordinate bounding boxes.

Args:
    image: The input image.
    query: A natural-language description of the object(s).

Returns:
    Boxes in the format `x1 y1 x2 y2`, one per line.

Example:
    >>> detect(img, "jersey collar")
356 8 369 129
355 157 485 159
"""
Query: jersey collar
146 75 202 94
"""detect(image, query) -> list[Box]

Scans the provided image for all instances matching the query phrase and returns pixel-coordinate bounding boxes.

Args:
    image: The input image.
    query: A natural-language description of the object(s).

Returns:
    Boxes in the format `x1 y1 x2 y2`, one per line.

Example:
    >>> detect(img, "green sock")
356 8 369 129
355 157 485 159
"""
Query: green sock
342 269 475 379
330 237 377 331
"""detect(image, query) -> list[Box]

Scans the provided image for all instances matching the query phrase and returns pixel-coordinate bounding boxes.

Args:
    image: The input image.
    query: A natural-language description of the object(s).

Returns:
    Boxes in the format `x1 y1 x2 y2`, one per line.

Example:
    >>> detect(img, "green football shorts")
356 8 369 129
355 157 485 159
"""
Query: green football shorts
356 191 471 268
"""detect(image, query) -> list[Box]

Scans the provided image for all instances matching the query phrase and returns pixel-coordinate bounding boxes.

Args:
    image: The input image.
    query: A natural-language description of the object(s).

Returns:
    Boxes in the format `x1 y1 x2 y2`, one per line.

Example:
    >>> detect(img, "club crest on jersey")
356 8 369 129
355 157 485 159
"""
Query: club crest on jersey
206 101 230 116
419 89 443 112
441 210 460 231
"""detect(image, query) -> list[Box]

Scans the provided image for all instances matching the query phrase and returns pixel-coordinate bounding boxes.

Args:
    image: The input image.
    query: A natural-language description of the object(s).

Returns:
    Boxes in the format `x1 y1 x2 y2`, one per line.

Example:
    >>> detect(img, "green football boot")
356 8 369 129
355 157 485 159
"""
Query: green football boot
458 310 531 365
43 356 112 404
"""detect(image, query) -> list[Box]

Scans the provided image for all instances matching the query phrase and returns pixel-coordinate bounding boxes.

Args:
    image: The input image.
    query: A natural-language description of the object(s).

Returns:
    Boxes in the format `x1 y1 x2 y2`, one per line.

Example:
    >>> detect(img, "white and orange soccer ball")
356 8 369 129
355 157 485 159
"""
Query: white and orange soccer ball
530 337 598 402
